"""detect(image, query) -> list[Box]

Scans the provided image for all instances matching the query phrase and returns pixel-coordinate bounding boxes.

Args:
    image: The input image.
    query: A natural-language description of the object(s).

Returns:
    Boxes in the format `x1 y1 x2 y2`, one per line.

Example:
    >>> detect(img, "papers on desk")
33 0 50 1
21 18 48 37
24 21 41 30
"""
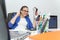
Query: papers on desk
9 29 41 40
10 30 31 40
24 37 33 40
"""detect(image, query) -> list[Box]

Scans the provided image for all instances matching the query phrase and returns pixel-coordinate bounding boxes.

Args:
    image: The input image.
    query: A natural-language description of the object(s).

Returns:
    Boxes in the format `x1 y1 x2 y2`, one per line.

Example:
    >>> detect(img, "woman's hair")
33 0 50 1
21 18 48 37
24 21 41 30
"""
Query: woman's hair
20 6 28 14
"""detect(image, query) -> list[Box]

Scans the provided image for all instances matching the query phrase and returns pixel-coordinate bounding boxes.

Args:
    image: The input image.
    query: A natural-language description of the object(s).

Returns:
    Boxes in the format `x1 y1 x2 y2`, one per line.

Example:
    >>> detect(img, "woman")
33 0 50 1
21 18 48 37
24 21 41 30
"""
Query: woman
8 6 35 31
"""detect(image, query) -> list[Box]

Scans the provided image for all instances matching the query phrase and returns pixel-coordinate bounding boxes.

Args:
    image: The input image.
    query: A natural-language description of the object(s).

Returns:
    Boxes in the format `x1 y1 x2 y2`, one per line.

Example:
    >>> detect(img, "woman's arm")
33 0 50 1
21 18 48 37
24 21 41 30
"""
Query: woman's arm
26 17 36 30
8 11 20 28
33 20 36 28
10 11 20 24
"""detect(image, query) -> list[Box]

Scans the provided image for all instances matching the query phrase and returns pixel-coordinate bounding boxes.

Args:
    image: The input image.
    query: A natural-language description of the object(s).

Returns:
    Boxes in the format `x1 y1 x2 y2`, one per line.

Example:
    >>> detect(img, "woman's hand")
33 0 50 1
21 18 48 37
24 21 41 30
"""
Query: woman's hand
10 10 20 24
16 11 20 16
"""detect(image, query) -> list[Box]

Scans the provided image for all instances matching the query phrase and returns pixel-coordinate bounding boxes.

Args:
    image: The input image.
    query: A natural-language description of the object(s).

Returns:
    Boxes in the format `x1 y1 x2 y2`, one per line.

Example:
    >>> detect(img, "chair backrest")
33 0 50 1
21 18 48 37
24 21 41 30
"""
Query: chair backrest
8 12 16 22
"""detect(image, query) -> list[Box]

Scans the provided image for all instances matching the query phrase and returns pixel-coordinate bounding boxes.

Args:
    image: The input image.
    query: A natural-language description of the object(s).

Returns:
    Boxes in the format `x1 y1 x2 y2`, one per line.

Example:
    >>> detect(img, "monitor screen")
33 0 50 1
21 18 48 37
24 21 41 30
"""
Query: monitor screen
49 15 57 29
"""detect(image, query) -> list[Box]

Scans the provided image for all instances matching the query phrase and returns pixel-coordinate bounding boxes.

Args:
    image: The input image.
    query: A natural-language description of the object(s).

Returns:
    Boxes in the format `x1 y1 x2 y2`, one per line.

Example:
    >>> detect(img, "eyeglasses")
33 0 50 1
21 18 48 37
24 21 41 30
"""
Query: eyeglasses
22 10 29 12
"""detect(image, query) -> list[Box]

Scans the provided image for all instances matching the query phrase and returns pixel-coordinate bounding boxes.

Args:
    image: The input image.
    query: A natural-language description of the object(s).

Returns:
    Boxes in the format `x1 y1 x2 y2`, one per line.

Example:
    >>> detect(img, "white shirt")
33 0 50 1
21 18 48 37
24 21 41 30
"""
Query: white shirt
14 18 27 31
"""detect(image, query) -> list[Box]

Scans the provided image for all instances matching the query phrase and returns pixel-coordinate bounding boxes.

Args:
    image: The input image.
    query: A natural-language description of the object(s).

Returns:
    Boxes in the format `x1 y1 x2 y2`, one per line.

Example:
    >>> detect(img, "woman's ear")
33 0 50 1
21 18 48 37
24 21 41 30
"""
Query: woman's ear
21 11 22 13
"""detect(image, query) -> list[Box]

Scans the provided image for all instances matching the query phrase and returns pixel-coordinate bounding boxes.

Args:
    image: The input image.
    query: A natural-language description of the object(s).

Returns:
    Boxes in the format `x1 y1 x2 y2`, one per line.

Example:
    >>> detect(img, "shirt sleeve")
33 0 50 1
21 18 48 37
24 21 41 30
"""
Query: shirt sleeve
8 22 17 29
26 17 35 30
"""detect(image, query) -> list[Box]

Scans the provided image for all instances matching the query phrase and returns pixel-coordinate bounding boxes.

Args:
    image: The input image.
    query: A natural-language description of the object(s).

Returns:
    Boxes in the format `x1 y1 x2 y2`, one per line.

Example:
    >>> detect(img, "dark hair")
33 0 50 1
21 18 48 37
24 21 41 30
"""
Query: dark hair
20 6 28 14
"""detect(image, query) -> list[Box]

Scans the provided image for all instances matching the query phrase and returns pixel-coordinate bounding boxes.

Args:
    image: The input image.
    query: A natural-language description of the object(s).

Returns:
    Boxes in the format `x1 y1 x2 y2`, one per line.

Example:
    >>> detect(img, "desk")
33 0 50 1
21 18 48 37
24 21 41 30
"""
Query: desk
9 29 38 40
9 29 39 40
10 29 60 40
29 31 60 40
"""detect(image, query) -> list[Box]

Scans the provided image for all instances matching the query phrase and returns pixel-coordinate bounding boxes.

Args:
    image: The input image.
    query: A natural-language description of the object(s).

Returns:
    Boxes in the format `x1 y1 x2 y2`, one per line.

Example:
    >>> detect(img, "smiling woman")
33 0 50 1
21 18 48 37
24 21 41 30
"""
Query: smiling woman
8 6 35 31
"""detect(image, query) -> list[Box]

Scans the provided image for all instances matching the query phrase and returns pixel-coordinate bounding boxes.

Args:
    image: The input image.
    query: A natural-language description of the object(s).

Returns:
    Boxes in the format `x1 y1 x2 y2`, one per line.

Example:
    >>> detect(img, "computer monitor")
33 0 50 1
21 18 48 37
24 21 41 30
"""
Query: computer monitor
0 4 10 40
49 15 57 29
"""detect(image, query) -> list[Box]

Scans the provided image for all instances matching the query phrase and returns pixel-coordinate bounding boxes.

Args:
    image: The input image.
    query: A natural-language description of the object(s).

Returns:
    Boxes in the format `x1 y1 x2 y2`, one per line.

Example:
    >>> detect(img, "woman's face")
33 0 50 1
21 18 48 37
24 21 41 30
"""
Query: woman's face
21 7 29 17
